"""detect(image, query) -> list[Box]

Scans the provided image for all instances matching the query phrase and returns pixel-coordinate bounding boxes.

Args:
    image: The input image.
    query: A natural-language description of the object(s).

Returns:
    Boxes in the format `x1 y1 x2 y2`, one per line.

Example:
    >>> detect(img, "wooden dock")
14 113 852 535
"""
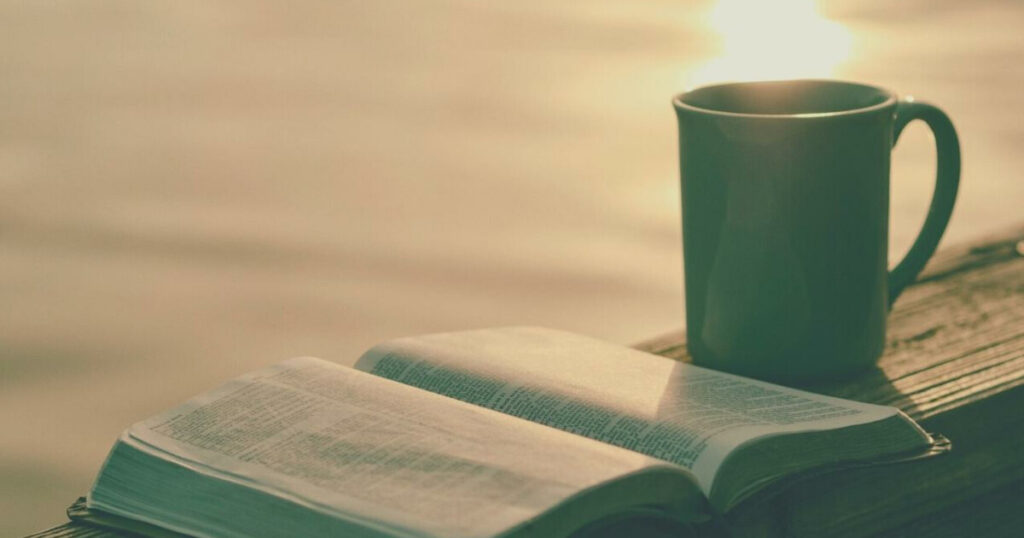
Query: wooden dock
27 223 1024 537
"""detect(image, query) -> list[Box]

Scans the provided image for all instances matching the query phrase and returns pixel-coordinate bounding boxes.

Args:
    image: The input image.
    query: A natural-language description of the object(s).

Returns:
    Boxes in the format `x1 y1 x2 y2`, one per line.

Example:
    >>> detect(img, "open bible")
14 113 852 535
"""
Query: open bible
85 327 945 537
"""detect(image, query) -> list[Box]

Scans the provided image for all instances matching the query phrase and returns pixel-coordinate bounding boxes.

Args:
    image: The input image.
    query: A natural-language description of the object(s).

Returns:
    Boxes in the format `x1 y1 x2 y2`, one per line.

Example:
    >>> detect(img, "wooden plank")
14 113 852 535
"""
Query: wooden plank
638 223 1024 537
877 479 1024 538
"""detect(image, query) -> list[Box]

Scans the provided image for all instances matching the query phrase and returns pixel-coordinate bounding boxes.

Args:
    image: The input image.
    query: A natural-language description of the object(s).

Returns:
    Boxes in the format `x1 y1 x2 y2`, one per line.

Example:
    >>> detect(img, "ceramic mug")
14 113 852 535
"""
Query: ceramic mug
674 79 960 382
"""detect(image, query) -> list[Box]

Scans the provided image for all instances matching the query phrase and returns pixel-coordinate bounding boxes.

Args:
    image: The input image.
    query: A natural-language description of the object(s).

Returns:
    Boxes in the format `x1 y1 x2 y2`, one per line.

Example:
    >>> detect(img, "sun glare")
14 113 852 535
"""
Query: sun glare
689 0 852 85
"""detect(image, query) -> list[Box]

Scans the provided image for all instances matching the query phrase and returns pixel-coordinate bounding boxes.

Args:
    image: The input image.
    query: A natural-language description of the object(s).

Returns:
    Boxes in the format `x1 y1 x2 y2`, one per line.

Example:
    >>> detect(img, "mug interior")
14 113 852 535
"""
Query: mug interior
677 80 893 116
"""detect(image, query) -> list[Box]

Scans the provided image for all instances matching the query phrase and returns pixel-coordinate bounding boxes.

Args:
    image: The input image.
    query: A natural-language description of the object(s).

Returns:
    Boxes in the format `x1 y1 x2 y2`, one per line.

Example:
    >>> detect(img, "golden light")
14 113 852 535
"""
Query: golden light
689 0 852 85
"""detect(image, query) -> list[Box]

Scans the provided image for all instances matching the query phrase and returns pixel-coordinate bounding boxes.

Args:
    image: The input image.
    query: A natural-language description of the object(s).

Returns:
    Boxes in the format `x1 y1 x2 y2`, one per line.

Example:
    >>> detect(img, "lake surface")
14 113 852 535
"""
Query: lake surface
2 0 1022 534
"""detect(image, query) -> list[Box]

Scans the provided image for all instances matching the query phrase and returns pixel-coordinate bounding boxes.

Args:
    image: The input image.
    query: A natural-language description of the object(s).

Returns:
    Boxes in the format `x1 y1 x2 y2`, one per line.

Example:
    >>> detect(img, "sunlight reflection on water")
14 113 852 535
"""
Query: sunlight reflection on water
689 0 852 86
3 2 1024 534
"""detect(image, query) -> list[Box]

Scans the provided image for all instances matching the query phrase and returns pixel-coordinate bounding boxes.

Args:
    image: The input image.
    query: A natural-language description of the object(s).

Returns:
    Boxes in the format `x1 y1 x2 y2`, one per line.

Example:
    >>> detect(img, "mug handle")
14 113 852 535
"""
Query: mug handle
887 98 961 307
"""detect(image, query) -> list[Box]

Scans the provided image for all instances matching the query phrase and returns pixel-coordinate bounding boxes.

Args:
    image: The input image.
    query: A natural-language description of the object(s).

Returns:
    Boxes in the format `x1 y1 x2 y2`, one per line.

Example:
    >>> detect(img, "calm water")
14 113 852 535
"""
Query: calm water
2 0 1022 534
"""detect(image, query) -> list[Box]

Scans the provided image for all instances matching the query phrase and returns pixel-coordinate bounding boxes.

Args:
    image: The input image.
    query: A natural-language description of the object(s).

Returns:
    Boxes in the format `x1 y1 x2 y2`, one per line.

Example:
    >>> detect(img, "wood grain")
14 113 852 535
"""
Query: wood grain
637 223 1024 537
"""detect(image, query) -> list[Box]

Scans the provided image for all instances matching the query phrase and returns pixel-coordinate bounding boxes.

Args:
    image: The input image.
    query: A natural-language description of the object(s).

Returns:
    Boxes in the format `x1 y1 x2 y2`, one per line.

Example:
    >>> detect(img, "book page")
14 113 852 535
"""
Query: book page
355 327 900 496
118 357 687 538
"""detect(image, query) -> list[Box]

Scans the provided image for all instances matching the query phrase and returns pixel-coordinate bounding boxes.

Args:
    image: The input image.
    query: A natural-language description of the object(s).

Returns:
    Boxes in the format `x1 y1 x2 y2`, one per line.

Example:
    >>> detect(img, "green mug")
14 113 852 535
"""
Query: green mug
674 79 960 382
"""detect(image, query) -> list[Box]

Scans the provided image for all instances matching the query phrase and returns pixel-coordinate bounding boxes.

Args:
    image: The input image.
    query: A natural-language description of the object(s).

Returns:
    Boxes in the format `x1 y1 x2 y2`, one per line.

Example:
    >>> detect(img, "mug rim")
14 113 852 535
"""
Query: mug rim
673 79 898 119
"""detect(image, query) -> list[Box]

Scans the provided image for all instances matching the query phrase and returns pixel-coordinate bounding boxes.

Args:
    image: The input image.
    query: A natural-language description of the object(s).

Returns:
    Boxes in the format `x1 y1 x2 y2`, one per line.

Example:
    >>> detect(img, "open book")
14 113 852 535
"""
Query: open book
86 327 944 537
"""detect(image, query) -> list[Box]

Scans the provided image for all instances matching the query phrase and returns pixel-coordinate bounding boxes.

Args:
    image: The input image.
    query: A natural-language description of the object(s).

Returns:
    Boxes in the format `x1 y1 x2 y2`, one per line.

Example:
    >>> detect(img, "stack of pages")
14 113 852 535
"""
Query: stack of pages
83 327 944 537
